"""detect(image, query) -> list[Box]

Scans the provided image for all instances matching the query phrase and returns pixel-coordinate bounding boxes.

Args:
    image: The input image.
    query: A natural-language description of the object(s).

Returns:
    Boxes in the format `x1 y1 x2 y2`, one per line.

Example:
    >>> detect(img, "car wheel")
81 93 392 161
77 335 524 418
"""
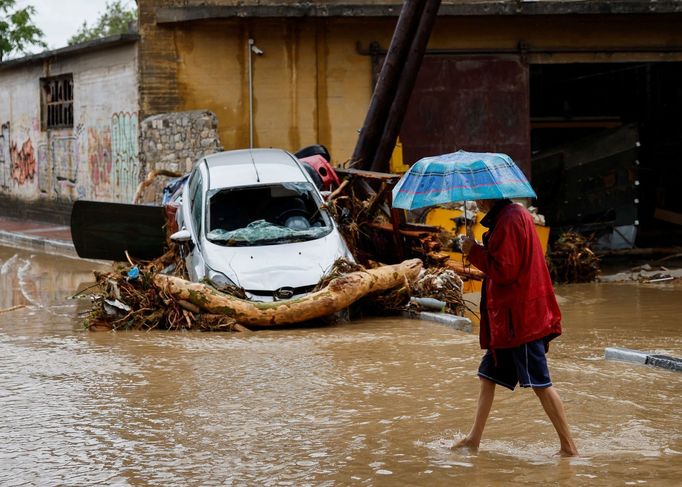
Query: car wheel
294 144 331 162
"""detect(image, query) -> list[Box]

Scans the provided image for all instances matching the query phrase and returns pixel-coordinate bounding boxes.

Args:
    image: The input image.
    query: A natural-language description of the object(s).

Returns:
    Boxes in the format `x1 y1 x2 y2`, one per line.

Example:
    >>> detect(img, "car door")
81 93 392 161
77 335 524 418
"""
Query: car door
184 163 207 281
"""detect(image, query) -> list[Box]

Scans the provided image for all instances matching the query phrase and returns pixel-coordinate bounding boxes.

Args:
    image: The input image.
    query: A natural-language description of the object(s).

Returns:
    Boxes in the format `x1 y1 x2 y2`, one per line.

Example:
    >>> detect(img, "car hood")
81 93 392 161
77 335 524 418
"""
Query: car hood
202 230 351 292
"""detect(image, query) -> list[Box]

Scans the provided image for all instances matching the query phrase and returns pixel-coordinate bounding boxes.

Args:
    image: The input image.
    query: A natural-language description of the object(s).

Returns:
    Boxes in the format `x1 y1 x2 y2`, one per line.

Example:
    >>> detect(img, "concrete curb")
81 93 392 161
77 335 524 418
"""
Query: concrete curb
604 347 648 364
0 230 78 259
403 311 473 333
605 347 682 372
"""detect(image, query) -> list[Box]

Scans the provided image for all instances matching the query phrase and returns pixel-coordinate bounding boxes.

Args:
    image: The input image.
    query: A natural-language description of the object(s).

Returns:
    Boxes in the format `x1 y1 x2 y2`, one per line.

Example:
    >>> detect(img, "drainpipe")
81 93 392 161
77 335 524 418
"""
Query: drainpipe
248 38 264 148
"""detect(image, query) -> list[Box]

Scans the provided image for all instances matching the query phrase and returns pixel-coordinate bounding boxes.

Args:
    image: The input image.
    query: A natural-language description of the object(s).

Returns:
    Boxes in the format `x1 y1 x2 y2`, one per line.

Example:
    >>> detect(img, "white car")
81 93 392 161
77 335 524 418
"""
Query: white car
171 148 353 301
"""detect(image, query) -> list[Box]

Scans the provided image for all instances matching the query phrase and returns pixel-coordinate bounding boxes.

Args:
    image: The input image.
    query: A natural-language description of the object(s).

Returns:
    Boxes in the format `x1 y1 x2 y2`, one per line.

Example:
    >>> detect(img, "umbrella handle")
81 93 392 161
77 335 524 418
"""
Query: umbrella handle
462 203 473 269
464 203 473 239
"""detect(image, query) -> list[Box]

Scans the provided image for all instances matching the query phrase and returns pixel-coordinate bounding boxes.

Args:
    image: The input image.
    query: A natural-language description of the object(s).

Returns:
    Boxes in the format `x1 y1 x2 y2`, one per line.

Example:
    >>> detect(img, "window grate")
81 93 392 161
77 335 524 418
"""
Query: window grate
40 75 74 130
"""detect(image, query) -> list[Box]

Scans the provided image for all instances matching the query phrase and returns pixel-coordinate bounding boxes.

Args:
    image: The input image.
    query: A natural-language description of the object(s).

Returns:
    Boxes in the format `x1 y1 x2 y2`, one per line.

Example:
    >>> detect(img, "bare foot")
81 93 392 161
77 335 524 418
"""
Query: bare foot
555 447 579 457
452 436 479 451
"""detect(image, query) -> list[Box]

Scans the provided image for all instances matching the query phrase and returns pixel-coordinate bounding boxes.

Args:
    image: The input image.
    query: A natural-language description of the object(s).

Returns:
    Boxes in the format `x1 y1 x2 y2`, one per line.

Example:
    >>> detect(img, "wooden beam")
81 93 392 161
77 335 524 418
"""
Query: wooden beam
366 222 430 238
335 167 402 183
355 179 391 217
372 0 442 172
654 208 682 226
365 182 391 219
350 0 426 170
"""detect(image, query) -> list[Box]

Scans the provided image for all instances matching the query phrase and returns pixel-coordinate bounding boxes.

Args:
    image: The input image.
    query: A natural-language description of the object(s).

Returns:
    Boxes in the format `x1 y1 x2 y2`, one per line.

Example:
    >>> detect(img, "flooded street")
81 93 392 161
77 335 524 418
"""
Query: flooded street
1 245 680 486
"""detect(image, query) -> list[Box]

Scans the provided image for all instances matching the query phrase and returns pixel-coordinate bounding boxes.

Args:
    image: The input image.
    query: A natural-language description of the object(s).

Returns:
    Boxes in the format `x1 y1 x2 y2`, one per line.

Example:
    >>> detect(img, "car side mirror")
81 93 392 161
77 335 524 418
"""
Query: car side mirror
170 229 191 243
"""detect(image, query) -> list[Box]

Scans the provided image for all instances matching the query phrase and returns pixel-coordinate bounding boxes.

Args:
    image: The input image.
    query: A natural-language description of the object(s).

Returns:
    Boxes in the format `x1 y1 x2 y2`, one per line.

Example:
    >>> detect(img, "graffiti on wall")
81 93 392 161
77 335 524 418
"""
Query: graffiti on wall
0 122 10 189
87 127 112 198
37 123 83 197
10 138 37 184
0 120 38 186
111 112 140 202
2 112 139 202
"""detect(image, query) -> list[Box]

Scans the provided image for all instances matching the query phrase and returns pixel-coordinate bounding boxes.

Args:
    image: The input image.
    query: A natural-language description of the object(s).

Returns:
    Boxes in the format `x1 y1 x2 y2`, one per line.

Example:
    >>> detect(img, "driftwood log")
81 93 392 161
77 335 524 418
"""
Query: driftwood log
132 169 183 204
153 258 423 327
445 259 485 280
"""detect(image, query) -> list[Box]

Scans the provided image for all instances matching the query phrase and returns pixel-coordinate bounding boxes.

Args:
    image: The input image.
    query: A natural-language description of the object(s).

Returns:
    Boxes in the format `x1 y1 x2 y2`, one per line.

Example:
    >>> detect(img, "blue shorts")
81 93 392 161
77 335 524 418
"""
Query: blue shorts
477 338 552 391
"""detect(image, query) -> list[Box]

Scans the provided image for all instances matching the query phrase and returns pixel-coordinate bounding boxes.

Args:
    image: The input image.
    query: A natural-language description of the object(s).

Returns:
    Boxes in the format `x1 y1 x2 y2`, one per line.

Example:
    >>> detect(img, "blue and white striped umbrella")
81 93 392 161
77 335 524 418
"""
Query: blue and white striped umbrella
391 150 537 210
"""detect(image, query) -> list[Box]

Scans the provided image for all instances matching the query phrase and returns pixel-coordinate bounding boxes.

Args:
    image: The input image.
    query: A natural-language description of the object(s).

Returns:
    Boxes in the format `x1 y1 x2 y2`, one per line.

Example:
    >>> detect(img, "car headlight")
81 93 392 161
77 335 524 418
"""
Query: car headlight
207 268 236 291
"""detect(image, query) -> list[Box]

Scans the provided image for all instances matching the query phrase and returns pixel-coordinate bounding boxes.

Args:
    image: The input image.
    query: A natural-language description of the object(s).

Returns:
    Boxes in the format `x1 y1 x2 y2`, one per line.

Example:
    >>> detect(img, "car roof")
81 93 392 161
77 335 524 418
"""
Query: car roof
202 148 309 190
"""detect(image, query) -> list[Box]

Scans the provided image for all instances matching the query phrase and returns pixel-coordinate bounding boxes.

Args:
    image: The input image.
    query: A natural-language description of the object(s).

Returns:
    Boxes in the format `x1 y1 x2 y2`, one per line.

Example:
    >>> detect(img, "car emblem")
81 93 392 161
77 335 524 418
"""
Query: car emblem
274 287 295 300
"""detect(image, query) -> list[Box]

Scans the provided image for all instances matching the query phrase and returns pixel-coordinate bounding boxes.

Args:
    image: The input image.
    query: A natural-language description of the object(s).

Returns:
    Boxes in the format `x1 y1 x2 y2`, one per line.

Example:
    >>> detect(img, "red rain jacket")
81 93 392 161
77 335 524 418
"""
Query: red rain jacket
467 202 561 350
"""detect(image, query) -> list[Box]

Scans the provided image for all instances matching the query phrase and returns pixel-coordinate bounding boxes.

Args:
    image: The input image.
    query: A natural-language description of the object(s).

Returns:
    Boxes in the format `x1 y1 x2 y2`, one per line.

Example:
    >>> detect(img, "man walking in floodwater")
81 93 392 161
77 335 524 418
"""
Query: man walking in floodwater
456 198 578 457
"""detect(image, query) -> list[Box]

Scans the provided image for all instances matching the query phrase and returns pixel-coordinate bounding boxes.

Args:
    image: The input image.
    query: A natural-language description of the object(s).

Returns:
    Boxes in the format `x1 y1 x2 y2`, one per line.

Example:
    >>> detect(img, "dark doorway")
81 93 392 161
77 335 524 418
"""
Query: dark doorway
529 62 682 247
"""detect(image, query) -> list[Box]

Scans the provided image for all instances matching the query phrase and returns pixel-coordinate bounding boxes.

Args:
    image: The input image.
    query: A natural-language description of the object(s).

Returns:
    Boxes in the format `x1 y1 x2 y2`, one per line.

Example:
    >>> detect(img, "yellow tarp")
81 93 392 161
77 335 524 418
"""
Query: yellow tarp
424 207 550 294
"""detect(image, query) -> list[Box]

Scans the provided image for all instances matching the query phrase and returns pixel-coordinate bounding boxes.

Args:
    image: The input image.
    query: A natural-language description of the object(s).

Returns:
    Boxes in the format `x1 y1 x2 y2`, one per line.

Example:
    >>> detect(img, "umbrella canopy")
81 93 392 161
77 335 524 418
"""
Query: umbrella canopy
391 150 537 210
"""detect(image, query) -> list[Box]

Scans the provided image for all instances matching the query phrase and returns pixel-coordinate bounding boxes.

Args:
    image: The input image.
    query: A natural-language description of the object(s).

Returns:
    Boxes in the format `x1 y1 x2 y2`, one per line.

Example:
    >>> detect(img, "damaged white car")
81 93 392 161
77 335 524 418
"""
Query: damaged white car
170 148 353 301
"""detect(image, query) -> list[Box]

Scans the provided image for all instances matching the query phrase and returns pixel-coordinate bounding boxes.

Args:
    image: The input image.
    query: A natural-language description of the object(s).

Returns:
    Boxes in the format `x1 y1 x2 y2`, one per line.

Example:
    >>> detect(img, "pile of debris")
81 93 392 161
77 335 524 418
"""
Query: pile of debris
599 262 682 284
548 232 601 283
80 166 477 332
327 168 481 281
83 245 206 332
82 254 469 332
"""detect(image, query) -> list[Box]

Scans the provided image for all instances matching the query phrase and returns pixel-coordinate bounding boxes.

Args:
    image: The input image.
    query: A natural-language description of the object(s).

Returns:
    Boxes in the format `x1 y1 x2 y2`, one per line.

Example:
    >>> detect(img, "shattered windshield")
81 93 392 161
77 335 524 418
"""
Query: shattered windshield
206 182 333 246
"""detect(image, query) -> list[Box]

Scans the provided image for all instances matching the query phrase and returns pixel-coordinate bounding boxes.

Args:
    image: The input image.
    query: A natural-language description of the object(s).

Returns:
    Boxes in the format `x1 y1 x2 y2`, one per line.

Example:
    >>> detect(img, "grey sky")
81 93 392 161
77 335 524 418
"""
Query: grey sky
17 0 135 52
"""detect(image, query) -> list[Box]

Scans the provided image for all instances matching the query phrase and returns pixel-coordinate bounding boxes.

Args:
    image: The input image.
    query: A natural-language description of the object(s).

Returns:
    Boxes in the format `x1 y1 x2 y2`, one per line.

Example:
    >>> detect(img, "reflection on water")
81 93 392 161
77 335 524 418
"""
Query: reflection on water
1 246 681 485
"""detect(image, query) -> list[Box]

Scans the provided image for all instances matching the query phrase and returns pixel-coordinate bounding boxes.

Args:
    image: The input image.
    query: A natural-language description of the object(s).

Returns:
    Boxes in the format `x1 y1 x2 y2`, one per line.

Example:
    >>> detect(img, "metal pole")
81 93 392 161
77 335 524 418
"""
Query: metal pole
349 0 427 170
372 0 441 173
248 38 254 148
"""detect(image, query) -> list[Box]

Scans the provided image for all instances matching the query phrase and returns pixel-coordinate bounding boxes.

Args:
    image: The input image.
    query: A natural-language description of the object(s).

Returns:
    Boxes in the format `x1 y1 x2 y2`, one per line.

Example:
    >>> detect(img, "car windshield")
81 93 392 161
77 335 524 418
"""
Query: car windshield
205 182 333 246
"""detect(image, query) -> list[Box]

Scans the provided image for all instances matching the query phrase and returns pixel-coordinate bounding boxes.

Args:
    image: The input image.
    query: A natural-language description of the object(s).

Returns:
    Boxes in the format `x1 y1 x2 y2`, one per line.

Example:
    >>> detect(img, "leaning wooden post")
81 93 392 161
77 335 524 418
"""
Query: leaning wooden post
371 0 442 173
350 0 427 170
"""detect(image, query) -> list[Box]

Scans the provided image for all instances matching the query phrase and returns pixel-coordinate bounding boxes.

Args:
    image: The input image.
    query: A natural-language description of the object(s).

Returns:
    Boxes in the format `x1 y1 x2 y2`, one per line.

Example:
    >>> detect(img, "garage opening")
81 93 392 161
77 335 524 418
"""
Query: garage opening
529 62 682 249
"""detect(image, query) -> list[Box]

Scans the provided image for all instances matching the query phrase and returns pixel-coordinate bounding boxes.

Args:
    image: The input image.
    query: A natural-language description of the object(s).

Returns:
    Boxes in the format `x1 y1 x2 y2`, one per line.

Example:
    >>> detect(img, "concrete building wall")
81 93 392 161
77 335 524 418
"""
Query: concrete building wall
0 64 42 197
0 42 139 218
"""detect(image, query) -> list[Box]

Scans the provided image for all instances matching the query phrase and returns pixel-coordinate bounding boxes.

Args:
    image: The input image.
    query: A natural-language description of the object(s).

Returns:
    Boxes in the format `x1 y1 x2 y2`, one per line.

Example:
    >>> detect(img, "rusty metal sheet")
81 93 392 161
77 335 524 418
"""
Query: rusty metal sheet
398 55 531 174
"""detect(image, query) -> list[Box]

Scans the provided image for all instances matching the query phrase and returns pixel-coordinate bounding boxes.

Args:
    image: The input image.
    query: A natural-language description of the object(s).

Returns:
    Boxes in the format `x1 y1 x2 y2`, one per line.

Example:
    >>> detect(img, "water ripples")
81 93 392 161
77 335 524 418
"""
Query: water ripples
1 247 681 484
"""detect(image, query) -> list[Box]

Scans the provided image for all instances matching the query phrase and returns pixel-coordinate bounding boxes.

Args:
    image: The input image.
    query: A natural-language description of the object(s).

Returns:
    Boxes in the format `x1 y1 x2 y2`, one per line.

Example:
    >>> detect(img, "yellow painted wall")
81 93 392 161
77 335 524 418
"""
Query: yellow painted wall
171 18 401 165
138 1 682 165
174 22 246 150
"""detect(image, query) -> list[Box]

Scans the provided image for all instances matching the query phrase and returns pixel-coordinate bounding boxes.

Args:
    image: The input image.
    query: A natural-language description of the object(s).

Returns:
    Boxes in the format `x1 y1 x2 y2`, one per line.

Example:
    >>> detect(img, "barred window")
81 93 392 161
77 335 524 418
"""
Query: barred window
40 74 74 130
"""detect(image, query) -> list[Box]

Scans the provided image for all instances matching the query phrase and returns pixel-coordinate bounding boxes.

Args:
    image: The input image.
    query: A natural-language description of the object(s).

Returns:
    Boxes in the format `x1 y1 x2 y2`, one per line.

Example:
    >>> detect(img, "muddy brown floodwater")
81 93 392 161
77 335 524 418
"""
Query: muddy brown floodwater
0 245 680 486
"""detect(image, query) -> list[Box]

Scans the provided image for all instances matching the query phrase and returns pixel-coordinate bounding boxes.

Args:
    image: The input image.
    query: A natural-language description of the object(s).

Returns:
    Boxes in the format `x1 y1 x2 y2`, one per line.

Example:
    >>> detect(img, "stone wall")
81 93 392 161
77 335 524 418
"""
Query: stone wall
138 110 223 203
140 110 223 173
